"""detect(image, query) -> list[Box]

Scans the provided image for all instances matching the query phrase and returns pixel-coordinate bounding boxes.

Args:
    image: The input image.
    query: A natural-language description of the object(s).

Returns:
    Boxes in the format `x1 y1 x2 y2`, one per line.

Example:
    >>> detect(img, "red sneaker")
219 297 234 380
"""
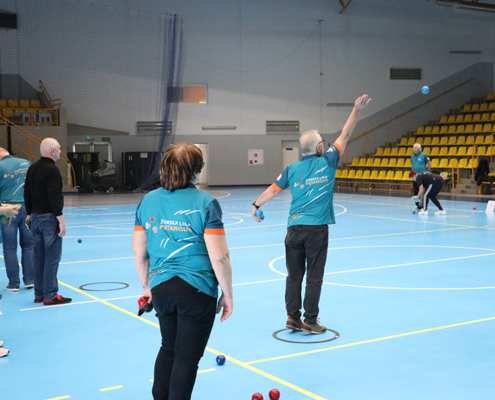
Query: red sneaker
34 297 44 303
43 295 72 306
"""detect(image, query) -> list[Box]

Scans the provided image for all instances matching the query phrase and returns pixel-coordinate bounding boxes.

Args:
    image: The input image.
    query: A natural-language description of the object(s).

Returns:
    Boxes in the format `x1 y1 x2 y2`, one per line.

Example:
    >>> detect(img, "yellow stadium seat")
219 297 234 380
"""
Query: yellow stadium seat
393 171 403 180
414 137 423 145
475 135 485 145
462 104 471 113
466 146 476 156
439 159 449 168
447 115 455 124
383 148 391 156
375 148 384 156
483 123 493 133
373 158 381 167
366 158 374 167
390 148 399 156
340 170 349 178
422 137 432 146
370 170 378 180
380 158 389 167
457 136 466 145
7 99 19 108
480 103 488 112
377 171 387 180
396 159 405 167
416 127 424 135
466 136 475 145
424 126 433 135
431 137 440 146
405 159 412 168
467 158 478 169
439 137 448 146
439 147 448 156
487 147 495 156
478 147 486 156
448 137 457 146
335 169 342 178
402 171 410 180
471 104 480 112
481 113 490 122
19 99 30 108
484 135 494 145
457 147 467 156
473 114 481 122
355 170 363 179
474 124 483 133
362 170 371 180
440 126 448 134
455 115 464 123
398 148 406 156
490 113 495 121
0 99 6 107
423 147 431 154
430 159 439 168
463 114 472 123
448 125 457 134
388 158 397 168
439 116 448 124
348 170 356 179
430 147 439 156
399 138 408 146
448 147 457 156
487 92 495 100
406 148 413 156
30 99 41 108
358 158 367 167
350 158 359 166
385 171 395 180
448 159 458 168
432 126 440 135
456 125 465 134
458 159 468 169
489 103 495 111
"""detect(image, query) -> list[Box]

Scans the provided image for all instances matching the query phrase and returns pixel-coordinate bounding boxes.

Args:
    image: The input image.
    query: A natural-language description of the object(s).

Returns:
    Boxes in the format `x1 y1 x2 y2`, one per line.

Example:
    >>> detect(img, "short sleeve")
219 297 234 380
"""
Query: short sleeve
204 199 225 235
323 143 341 169
423 153 430 163
134 198 145 231
272 167 289 191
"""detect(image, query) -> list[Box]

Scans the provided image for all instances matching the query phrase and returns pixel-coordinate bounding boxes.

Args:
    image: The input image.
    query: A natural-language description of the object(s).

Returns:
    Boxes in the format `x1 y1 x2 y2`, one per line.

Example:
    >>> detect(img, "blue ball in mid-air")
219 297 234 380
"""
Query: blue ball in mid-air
421 86 429 94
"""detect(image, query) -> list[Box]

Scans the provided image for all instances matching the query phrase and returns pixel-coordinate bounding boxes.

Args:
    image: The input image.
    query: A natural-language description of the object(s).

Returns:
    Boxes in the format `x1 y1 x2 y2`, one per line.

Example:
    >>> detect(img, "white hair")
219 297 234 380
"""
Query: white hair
413 143 422 150
40 138 59 157
299 130 321 155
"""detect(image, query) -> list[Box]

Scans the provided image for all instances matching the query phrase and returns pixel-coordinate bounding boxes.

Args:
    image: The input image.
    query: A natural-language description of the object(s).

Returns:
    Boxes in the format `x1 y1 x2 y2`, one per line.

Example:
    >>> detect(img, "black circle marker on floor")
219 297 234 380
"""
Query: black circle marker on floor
79 282 129 291
272 328 340 344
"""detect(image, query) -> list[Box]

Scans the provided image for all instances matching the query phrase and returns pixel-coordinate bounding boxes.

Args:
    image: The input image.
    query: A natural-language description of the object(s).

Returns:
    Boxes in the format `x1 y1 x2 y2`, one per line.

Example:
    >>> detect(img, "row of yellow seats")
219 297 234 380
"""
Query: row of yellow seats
416 124 494 135
423 146 495 157
0 99 42 108
337 169 410 181
429 158 478 169
375 147 414 157
462 101 495 113
350 158 413 168
400 135 494 147
439 113 495 124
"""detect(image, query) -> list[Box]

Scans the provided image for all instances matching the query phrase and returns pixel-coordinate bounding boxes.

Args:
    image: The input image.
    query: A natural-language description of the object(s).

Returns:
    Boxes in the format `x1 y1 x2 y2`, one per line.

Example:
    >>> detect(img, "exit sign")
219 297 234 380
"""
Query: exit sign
85 136 94 141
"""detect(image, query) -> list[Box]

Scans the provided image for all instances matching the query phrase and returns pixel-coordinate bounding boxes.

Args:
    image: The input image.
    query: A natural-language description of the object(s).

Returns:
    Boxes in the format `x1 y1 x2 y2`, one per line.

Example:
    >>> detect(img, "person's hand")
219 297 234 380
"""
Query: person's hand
141 287 152 302
25 215 31 230
58 220 67 237
252 206 263 223
354 94 371 111
412 196 418 200
216 293 233 322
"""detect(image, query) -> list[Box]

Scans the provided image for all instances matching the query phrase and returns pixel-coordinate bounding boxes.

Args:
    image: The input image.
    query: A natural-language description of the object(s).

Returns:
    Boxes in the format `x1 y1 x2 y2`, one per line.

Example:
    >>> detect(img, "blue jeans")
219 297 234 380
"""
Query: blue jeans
1 205 34 287
31 213 62 301
152 276 217 400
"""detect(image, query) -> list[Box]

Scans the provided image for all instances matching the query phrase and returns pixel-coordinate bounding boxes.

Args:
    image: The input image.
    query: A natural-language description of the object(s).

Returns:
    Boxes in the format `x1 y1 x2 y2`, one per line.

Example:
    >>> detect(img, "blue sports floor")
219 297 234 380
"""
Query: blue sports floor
1 187 495 400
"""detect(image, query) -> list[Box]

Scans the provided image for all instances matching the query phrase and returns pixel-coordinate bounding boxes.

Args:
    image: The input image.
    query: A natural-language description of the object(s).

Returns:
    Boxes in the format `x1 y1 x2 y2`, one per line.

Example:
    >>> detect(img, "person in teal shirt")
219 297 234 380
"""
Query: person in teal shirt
252 94 371 334
411 143 431 210
133 143 233 400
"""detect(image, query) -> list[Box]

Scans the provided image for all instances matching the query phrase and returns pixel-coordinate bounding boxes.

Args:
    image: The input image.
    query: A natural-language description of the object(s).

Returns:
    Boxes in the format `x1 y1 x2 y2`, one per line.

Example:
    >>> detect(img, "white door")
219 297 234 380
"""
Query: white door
282 140 300 170
195 143 208 185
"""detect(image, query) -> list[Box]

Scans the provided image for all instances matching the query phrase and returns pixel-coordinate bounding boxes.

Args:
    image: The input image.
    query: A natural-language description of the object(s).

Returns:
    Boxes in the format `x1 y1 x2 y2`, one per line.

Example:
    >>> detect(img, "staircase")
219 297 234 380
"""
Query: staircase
452 177 478 195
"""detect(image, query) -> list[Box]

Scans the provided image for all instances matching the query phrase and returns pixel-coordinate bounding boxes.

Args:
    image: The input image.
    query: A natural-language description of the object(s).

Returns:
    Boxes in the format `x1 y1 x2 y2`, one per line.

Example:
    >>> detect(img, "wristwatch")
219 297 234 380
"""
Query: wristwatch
142 285 150 289
252 201 260 209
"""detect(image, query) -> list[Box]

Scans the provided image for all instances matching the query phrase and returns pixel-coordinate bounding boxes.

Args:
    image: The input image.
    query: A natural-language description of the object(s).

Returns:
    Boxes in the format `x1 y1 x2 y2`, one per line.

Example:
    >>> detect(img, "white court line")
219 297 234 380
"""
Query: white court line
86 225 131 230
323 282 495 290
64 234 132 238
233 278 286 286
21 295 140 311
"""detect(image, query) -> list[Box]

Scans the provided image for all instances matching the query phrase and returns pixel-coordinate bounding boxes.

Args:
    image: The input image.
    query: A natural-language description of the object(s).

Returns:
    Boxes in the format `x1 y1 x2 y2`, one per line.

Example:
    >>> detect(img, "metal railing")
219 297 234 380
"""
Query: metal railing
39 80 62 108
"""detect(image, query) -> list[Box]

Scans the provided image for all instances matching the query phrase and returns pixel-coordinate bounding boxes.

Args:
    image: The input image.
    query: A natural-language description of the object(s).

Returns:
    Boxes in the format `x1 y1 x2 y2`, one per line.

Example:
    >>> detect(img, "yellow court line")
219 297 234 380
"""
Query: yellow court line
247 315 495 365
60 256 133 265
99 385 123 392
45 396 71 400
57 280 325 400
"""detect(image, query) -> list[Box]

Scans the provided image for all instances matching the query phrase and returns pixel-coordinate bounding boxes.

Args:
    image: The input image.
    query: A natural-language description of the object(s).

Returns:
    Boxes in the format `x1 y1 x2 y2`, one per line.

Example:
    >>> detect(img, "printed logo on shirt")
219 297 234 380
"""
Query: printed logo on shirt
305 175 328 186
159 219 193 232
150 216 155 223
276 174 282 181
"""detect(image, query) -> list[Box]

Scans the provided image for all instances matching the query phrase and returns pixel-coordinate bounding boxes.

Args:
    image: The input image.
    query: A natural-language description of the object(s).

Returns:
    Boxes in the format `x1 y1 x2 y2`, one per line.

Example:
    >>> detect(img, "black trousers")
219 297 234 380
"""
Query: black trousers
285 224 328 324
423 182 444 211
412 181 422 209
151 276 217 400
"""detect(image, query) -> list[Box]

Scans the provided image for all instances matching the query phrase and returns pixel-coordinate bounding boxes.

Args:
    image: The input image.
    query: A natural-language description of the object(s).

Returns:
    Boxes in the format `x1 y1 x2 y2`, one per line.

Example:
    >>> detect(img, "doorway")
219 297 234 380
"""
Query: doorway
282 140 300 170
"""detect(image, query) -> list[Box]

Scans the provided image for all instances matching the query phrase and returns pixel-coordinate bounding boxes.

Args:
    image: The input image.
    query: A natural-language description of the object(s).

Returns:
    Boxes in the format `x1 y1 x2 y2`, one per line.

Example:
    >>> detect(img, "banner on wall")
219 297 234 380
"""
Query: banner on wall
248 149 263 165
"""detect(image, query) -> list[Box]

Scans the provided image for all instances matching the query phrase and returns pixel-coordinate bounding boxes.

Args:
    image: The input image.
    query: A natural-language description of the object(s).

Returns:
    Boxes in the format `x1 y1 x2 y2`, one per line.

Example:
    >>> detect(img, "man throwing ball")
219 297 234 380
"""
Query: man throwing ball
409 171 446 215
251 94 371 334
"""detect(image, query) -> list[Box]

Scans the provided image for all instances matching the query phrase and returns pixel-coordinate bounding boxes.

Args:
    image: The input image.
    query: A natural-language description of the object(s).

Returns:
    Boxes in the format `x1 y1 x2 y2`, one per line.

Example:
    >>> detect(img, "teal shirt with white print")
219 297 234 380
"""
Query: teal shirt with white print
272 144 341 227
0 155 31 203
411 151 430 173
134 184 225 297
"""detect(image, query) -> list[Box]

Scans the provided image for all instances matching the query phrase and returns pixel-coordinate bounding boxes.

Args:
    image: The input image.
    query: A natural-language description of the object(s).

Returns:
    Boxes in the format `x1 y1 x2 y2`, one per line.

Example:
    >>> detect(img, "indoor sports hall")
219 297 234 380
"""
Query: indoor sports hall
1 0 495 399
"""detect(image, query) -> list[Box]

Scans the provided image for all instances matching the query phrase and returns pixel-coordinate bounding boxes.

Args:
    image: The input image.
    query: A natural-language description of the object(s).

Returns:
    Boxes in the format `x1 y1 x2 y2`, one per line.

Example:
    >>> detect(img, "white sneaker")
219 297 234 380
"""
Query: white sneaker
418 210 428 215
0 348 9 357
435 210 446 215
0 340 4 347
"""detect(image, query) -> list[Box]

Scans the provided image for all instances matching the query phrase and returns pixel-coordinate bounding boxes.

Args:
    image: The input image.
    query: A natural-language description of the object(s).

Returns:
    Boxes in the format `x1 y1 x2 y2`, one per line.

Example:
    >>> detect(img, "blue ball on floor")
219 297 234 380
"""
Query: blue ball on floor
216 355 226 365
421 86 429 94
78 239 82 243
412 211 416 214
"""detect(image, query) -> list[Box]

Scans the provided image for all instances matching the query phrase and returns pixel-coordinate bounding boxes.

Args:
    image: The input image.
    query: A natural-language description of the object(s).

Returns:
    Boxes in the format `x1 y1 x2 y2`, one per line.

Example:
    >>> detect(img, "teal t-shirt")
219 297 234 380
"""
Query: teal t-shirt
411 152 430 173
134 185 225 297
273 144 341 227
0 155 31 203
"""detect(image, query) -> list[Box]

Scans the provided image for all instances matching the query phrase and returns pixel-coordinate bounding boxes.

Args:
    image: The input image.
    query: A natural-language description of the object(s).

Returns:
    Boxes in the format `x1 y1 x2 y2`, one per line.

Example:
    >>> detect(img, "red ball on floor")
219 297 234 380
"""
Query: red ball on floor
269 389 280 400
252 394 263 400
